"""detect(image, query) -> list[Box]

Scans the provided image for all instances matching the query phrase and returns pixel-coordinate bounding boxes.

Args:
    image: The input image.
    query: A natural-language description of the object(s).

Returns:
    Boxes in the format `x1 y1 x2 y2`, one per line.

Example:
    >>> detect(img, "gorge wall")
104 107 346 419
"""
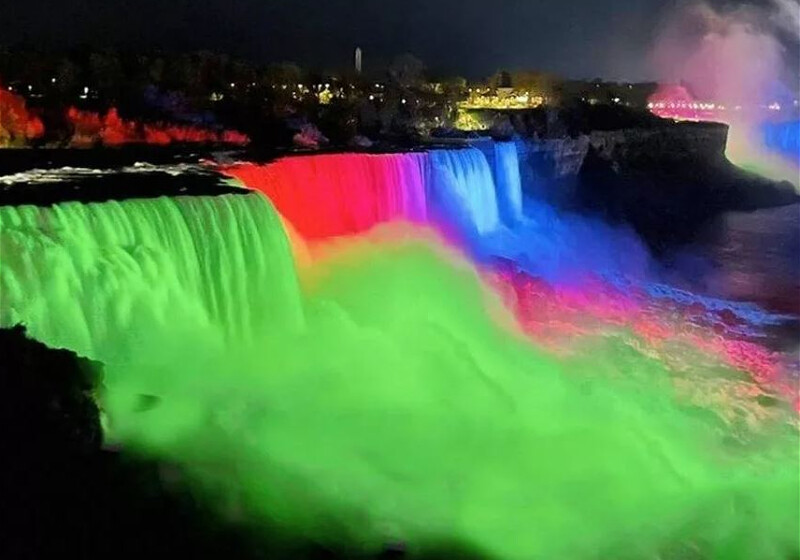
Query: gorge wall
586 122 729 169
3 136 798 559
512 120 798 251
516 122 727 185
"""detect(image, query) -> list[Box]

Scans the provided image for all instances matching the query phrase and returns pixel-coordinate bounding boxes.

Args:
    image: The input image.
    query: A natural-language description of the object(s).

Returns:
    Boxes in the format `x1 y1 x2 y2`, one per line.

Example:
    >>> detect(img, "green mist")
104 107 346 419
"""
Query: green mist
1 193 796 559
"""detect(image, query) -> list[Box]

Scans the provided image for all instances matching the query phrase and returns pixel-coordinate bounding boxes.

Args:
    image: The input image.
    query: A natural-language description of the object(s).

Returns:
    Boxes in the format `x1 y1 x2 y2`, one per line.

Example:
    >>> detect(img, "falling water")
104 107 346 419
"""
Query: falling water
0 193 304 358
223 153 427 240
492 141 524 225
223 145 787 329
762 120 800 166
428 147 500 236
1 181 797 558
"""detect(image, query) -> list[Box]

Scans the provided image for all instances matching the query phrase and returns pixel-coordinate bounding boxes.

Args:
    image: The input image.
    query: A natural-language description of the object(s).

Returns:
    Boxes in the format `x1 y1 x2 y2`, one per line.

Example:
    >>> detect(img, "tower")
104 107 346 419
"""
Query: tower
355 47 362 74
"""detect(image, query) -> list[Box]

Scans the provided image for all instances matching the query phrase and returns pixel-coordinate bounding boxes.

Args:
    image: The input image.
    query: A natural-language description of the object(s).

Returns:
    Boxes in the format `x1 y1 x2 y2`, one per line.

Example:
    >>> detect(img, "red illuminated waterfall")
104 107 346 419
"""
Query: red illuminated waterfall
223 153 428 239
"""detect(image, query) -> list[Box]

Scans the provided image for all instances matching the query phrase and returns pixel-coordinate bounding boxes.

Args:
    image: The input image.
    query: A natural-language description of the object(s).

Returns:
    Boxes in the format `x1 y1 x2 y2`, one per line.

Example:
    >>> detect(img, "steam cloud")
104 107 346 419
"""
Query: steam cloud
650 0 800 184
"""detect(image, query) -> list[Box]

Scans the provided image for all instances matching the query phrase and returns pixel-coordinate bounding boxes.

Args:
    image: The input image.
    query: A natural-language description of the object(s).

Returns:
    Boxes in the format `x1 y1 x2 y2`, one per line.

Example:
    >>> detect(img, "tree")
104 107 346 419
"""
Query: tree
509 71 557 100
441 76 467 100
54 58 80 96
89 50 124 96
388 53 425 89
148 57 166 85
265 62 303 86
0 83 44 146
230 60 256 90
489 70 512 89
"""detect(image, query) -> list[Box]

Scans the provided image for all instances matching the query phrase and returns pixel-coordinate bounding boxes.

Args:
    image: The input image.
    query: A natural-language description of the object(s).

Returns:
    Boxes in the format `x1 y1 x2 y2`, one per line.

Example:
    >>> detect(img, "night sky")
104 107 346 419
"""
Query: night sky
1 0 796 81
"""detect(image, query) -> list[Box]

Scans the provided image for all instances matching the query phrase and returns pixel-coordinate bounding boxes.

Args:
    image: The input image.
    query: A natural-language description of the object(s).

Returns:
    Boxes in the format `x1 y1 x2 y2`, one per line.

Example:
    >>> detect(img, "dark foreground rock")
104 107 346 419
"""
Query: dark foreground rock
0 326 486 559
513 119 798 253
0 326 268 559
575 135 798 253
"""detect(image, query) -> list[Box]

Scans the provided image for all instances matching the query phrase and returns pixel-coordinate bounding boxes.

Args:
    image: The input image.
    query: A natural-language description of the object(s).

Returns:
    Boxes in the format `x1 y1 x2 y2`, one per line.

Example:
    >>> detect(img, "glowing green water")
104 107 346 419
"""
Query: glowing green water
1 193 797 559
0 194 304 356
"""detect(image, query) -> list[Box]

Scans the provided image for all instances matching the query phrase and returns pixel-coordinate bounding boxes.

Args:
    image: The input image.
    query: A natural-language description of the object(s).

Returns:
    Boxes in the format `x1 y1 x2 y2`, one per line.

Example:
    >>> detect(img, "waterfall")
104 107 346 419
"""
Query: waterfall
428 147 500 235
492 141 523 225
0 192 303 359
1 149 797 560
225 146 506 240
223 153 427 240
224 145 780 328
762 120 800 163
222 146 649 284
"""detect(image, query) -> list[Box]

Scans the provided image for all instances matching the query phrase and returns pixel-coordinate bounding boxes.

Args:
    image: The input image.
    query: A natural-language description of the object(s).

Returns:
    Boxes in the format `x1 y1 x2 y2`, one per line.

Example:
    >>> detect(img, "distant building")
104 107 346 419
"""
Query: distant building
355 47 362 74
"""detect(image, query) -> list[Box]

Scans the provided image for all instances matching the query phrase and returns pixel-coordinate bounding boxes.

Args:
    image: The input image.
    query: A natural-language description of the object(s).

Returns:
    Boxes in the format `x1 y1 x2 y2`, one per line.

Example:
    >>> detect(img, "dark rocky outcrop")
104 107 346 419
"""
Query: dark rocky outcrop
575 123 798 252
1 325 101 558
586 121 729 167
0 170 244 207
0 146 206 174
516 136 589 202
0 326 261 559
0 147 244 206
514 119 798 252
1 325 482 559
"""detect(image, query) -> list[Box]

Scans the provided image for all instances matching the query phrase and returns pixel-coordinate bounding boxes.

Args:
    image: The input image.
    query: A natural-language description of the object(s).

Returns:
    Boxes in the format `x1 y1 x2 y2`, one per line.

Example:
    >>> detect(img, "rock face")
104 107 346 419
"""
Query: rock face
518 122 727 185
516 136 589 202
1 324 103 458
1 325 103 558
519 136 589 178
516 120 798 251
574 123 798 253
586 122 728 170
1 325 465 559
0 326 273 558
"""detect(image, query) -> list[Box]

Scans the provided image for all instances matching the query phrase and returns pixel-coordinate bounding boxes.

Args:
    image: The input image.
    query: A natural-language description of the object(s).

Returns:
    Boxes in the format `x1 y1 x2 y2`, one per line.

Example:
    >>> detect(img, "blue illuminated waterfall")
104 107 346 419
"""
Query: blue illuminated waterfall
492 141 523 226
762 120 800 163
428 148 500 236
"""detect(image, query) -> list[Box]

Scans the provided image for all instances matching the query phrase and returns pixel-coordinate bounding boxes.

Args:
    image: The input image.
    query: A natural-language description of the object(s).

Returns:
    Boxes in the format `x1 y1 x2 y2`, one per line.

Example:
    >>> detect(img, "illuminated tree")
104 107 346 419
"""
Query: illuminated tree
0 82 44 147
509 71 557 101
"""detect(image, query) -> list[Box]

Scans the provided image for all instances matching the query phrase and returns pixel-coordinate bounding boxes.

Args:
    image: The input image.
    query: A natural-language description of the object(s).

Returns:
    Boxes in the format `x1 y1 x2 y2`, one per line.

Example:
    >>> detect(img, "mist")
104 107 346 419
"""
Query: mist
650 0 799 184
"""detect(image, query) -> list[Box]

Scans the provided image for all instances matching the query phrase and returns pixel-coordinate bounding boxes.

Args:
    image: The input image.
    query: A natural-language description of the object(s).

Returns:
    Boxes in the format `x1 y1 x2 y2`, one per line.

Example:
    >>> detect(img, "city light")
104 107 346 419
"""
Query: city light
459 87 545 110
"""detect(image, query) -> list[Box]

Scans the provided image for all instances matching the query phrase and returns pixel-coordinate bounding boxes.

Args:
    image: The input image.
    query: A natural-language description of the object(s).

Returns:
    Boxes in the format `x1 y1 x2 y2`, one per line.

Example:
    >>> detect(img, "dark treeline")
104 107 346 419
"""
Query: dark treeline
0 46 664 148
0 47 470 146
0 324 486 559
